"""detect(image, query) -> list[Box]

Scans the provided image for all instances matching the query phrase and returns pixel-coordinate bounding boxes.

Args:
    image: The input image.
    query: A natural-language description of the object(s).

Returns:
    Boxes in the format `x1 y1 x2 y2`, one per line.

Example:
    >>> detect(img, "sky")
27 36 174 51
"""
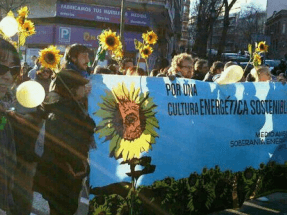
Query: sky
234 0 267 10
190 0 268 10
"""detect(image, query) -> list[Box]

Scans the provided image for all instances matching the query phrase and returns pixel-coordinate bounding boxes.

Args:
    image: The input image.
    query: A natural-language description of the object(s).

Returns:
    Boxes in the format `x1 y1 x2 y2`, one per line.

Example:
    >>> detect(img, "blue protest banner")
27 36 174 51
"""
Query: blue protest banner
88 75 287 189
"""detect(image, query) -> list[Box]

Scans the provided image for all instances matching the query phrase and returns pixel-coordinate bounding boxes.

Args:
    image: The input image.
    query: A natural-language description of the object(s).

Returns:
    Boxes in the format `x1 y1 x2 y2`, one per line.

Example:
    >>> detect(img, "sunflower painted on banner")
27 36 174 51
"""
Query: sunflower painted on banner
256 41 268 53
140 45 153 59
39 46 62 70
98 29 121 51
95 82 159 161
142 31 158 45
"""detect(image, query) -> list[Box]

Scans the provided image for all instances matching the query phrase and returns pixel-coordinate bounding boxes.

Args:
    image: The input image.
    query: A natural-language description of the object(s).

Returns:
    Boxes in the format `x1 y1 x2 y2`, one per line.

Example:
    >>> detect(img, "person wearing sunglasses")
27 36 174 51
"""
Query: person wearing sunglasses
35 67 53 96
0 37 21 214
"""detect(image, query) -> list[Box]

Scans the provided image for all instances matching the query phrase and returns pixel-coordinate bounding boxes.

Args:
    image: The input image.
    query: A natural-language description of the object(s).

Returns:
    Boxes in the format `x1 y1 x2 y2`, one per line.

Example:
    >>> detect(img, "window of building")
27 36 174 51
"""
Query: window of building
283 23 286 34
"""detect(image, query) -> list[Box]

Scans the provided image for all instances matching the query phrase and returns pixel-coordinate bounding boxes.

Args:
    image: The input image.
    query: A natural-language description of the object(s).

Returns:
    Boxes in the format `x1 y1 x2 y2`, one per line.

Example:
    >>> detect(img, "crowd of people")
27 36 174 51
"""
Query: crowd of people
1 36 287 215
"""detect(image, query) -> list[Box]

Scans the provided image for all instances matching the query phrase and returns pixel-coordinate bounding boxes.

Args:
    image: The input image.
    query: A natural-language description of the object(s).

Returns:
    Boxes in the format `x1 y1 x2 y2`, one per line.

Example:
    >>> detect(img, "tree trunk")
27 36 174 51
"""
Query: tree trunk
216 0 237 59
193 26 209 58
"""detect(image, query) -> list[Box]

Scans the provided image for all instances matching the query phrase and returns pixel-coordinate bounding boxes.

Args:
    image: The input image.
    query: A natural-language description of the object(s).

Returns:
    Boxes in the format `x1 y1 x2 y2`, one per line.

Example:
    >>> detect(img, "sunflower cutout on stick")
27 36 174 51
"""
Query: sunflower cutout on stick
140 45 153 59
253 53 262 67
95 82 159 161
96 29 123 69
256 41 268 53
244 41 268 72
39 45 62 71
16 6 35 48
0 6 35 50
21 20 36 37
17 6 28 25
134 30 158 75
98 29 121 52
142 31 158 45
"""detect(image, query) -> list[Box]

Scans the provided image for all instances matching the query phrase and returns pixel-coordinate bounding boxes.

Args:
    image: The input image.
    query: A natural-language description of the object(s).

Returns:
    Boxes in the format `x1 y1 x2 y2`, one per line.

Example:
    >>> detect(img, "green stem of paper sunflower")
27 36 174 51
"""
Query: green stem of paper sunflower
17 33 20 53
145 59 149 76
136 52 141 74
244 56 253 73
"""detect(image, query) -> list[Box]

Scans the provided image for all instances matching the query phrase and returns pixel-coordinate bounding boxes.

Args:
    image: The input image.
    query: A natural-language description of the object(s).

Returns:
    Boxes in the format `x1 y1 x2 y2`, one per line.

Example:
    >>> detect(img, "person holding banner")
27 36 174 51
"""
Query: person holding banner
33 69 96 215
193 59 209 80
169 53 193 78
61 44 93 109
203 61 224 82
62 44 91 78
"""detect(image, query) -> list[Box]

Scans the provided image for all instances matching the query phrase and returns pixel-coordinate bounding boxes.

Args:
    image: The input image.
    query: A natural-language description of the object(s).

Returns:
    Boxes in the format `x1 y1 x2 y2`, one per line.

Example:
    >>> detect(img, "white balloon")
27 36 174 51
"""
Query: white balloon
0 16 18 37
16 81 45 108
216 65 244 85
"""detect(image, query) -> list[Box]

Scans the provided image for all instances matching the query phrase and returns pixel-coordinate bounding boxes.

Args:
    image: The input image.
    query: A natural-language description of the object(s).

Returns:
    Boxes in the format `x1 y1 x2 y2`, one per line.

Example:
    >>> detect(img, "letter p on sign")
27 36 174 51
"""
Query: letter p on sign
59 27 71 43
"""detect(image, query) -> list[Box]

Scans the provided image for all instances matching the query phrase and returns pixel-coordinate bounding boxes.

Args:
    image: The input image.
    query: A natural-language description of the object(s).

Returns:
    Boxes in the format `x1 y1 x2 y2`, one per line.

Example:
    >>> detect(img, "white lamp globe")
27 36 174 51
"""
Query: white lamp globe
16 81 45 108
0 15 19 37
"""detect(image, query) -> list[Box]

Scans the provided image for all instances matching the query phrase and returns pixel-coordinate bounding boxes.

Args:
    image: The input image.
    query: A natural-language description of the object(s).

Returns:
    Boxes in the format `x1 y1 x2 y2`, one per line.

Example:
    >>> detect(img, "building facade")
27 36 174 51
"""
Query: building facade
1 0 185 67
265 10 287 60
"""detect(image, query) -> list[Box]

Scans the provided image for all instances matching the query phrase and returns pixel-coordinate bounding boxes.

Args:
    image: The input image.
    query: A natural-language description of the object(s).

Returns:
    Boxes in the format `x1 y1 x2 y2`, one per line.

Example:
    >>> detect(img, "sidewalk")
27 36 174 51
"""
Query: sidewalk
210 193 287 215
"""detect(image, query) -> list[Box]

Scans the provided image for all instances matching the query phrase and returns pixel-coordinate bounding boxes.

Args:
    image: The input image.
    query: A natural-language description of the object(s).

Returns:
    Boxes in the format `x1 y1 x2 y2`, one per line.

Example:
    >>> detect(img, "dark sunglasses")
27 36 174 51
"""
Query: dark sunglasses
0 63 21 76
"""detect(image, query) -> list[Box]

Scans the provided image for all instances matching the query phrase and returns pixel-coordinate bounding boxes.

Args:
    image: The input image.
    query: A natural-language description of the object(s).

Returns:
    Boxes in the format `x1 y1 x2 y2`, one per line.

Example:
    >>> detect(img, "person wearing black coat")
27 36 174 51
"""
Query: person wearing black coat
33 69 96 215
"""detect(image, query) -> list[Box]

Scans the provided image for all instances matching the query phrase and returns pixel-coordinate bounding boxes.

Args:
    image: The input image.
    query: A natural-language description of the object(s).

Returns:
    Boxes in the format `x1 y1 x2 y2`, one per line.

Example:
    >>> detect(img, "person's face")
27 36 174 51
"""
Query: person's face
0 49 17 98
178 59 193 78
73 52 90 71
259 72 271 82
201 63 209 74
124 62 133 70
74 85 86 100
41 69 51 79
216 67 224 75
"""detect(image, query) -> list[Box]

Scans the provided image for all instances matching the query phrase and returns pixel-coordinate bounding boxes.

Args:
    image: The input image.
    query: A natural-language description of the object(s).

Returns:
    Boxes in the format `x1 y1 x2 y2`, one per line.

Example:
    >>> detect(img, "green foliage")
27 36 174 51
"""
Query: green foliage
90 162 287 215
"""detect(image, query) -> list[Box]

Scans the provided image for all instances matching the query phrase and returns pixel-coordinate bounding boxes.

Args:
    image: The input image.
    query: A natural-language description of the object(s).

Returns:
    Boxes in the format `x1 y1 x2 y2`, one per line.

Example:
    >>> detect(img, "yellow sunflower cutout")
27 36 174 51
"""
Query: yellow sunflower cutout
95 82 159 161
142 31 158 45
98 29 120 51
21 20 35 37
113 48 124 60
18 6 29 18
253 53 262 67
16 16 25 26
39 46 62 70
140 45 153 59
256 41 268 52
